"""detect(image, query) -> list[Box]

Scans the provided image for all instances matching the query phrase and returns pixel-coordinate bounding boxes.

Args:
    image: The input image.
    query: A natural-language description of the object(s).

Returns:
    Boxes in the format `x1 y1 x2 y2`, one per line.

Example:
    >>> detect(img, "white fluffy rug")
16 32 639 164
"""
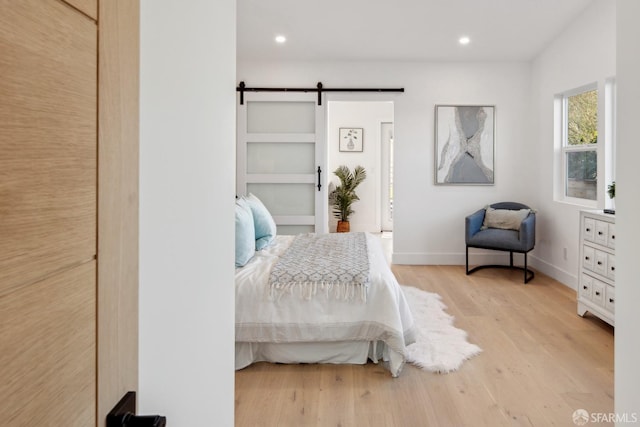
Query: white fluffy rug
401 285 482 373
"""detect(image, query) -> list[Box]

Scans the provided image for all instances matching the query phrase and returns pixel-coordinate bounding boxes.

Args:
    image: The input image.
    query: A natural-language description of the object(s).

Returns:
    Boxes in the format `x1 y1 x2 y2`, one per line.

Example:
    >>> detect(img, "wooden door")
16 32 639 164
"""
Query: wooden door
0 1 97 425
0 1 139 426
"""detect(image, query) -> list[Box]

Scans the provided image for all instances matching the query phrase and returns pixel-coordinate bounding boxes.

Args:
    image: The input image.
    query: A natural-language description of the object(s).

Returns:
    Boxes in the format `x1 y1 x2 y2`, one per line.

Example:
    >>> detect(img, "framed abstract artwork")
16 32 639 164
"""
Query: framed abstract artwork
339 128 363 152
434 105 495 185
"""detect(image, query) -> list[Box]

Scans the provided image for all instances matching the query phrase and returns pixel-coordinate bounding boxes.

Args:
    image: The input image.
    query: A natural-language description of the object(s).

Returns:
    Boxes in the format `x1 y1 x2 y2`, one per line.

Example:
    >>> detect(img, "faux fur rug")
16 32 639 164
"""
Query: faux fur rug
401 285 482 373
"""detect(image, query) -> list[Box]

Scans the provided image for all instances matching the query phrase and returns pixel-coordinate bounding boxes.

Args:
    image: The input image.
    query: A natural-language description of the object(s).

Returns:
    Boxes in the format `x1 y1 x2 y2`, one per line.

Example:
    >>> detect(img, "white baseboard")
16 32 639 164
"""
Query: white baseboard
392 252 459 265
392 251 576 290
393 251 514 266
528 255 577 290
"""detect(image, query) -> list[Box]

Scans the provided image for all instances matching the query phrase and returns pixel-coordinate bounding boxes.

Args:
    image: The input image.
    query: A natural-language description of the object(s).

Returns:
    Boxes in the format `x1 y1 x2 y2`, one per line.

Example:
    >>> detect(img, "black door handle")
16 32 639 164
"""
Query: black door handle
317 166 322 191
107 392 167 427
121 414 167 427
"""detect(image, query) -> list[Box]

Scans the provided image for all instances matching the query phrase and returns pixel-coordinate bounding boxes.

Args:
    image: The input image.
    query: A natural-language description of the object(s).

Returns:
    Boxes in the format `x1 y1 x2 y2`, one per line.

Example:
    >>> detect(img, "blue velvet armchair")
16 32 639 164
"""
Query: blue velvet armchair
465 202 536 283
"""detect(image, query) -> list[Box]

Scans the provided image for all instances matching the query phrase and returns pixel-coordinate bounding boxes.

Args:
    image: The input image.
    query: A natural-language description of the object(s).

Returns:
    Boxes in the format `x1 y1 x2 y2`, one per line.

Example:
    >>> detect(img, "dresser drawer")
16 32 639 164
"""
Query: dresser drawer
583 246 595 271
579 274 593 301
593 249 608 277
605 285 615 312
583 217 596 242
592 280 606 307
607 253 616 281
608 223 616 249
594 220 609 246
583 245 612 279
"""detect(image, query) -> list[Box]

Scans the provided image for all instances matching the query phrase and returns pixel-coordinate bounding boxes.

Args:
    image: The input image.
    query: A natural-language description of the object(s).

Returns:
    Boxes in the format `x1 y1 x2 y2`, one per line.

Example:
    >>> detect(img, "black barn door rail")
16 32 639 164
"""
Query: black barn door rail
237 81 404 105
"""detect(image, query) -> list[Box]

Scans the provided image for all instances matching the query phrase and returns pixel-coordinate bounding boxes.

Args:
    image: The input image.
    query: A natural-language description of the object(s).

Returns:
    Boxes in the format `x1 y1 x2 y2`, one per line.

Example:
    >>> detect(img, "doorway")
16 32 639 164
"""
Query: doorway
326 101 394 233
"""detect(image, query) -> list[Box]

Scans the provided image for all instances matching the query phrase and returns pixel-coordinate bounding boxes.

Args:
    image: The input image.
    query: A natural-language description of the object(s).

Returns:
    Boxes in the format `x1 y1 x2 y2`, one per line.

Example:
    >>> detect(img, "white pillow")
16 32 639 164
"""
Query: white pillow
482 207 530 231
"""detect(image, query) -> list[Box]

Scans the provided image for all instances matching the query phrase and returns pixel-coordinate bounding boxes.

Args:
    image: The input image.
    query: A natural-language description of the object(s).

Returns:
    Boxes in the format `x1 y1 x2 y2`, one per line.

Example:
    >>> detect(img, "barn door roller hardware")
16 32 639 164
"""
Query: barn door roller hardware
236 81 404 105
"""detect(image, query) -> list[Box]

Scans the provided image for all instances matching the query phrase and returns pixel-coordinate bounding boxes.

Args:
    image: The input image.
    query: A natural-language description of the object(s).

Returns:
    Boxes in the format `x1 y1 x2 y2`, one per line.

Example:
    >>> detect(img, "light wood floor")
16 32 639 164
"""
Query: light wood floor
235 265 614 427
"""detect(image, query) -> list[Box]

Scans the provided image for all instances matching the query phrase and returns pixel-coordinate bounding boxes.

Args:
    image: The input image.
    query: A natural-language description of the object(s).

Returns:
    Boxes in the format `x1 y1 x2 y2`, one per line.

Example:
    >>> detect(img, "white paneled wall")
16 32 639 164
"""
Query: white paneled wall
139 1 235 425
615 0 640 417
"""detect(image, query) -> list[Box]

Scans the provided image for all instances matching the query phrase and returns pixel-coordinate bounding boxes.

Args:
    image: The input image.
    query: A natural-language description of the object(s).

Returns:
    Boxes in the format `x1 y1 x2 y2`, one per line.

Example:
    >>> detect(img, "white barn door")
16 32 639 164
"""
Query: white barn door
237 92 327 234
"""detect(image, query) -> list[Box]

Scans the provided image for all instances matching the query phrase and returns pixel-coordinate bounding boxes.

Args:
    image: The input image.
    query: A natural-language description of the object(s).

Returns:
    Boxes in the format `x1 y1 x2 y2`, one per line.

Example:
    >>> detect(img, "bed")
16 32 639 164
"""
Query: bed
235 229 415 377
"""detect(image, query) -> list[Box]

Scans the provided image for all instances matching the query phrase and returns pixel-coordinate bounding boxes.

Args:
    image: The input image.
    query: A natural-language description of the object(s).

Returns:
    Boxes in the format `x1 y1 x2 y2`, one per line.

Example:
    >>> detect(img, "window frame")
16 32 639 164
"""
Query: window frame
557 83 599 207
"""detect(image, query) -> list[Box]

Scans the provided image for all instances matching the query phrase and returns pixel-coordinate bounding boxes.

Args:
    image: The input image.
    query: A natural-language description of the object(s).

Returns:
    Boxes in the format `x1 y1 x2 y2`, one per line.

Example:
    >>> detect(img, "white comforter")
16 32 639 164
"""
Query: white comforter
235 233 415 376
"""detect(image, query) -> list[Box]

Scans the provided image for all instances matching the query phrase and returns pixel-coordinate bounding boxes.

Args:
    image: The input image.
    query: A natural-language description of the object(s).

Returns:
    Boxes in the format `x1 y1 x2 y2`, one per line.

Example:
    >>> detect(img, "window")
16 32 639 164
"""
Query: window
562 87 598 201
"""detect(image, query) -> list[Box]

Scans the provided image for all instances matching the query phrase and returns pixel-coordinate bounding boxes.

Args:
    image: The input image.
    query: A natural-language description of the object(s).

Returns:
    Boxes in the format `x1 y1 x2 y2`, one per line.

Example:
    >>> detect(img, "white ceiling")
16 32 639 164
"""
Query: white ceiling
237 0 594 62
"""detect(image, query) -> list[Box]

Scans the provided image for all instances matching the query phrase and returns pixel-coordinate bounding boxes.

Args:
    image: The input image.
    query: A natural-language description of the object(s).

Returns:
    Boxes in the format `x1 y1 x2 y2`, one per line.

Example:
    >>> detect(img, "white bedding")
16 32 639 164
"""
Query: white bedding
235 233 415 377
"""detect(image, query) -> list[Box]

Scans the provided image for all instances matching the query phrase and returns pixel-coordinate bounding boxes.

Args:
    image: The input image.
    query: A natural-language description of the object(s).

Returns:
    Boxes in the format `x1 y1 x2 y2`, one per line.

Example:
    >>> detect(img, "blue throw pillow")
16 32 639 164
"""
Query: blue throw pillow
235 198 255 267
243 193 277 250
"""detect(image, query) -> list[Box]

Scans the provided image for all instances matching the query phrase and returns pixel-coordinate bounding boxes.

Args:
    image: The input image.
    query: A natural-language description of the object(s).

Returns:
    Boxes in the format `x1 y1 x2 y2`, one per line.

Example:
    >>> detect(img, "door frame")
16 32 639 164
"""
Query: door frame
325 93 397 233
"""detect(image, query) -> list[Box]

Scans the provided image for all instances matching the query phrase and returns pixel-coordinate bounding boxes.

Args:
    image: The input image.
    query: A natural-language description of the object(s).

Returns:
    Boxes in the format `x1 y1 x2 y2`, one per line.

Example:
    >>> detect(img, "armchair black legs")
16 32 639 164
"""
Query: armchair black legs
465 246 535 284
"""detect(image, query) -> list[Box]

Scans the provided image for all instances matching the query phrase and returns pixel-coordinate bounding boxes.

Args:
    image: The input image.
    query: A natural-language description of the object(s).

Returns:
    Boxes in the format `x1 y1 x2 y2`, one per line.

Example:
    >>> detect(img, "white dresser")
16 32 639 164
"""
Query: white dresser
577 210 616 326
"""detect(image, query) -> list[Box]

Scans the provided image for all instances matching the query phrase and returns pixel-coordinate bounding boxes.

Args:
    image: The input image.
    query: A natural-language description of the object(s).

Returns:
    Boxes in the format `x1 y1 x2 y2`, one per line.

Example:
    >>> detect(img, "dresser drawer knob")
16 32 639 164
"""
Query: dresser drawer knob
612 235 615 240
597 261 603 265
609 298 615 303
585 256 590 260
598 231 603 235
595 291 601 296
583 285 588 290
586 228 591 232
611 266 615 271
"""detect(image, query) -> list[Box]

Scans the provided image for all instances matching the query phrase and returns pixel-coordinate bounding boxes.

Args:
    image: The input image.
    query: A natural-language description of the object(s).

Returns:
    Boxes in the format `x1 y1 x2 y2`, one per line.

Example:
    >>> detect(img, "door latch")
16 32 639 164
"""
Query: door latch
107 392 167 427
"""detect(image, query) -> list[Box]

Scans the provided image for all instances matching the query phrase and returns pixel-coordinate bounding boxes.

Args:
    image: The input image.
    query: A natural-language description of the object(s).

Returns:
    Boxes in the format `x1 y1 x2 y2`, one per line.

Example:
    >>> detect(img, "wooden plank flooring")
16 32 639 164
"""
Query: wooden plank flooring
235 264 614 427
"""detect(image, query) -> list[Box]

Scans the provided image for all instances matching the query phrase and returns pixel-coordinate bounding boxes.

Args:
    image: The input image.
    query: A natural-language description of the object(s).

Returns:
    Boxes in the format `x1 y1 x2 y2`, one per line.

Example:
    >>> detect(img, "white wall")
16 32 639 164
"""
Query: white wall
238 60 531 265
139 1 235 425
327 101 393 232
615 0 640 420
529 0 616 287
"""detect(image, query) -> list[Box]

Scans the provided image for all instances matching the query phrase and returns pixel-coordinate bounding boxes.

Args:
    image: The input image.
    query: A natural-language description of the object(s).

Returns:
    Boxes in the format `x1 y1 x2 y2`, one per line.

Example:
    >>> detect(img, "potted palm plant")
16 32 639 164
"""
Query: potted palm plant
329 165 367 232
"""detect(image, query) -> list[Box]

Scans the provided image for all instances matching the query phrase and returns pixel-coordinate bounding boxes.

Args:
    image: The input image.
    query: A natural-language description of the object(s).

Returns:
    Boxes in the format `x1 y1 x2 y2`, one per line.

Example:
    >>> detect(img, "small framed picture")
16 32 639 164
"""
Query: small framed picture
339 128 363 152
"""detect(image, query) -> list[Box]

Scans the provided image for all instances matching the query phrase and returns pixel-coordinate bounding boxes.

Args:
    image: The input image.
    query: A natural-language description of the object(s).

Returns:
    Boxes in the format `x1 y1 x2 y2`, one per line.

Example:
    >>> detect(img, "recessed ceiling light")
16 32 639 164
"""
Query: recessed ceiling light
275 35 286 44
459 36 470 45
